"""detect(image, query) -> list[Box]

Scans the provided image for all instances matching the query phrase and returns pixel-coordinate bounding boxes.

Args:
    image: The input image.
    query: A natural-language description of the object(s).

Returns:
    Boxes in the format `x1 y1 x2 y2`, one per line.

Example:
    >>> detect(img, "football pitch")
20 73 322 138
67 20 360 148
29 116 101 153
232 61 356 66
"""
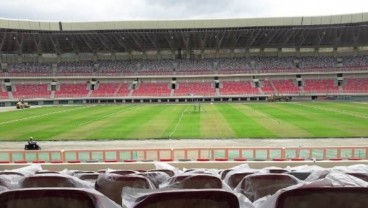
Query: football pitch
1 101 368 141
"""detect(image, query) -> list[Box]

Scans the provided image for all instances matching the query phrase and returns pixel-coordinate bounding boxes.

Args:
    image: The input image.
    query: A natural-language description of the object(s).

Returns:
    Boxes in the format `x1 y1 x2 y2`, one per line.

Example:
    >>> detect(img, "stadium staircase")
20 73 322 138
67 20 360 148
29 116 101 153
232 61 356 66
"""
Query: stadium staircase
128 89 134 97
87 90 93 97
50 91 55 99
7 91 14 99
215 88 220 96
257 86 264 95
170 89 174 97
269 80 278 94
113 82 124 96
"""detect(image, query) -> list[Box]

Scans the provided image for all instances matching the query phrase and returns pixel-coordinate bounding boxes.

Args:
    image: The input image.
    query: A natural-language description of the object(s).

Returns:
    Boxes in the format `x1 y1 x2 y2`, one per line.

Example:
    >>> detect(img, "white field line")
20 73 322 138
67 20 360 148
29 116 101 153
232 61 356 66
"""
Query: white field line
168 105 190 138
0 106 95 125
289 103 368 119
77 105 140 127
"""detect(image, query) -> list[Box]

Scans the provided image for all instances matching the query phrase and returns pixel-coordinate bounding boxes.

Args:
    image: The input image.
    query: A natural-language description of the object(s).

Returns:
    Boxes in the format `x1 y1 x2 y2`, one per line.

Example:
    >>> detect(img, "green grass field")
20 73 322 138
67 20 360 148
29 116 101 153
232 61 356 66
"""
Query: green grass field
1 102 368 141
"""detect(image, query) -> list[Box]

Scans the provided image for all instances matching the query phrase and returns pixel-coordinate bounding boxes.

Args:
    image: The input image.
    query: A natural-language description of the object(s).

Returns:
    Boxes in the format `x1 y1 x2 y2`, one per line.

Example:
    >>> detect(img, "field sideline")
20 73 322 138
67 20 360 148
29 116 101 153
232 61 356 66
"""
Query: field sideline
1 102 368 141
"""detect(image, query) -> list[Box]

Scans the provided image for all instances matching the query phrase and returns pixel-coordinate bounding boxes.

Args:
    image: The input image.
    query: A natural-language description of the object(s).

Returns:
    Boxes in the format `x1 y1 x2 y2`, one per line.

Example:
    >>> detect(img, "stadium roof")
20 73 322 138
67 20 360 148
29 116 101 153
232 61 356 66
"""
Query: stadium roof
1 12 368 54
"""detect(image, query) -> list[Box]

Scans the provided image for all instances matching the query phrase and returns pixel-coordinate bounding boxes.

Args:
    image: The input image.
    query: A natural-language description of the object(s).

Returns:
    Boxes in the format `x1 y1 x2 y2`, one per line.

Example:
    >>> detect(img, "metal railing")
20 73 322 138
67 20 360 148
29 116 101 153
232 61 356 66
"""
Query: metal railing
0 146 367 163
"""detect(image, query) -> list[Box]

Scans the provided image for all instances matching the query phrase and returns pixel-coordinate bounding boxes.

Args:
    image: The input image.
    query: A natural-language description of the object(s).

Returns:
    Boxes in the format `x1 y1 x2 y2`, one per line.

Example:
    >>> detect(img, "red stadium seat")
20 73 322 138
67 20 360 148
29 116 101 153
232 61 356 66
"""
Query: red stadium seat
273 158 287 161
50 160 63 163
215 158 228 161
197 158 210 161
123 159 137 162
348 157 362 160
329 158 343 161
67 160 81 163
14 160 28 164
159 158 173 162
234 158 247 161
104 159 119 163
32 160 45 163
290 158 305 161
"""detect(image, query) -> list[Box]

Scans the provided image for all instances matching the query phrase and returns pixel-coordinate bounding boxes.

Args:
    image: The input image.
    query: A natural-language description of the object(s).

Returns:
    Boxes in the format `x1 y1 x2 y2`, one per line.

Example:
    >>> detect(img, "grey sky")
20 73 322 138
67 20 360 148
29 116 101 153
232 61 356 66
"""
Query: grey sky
0 0 367 21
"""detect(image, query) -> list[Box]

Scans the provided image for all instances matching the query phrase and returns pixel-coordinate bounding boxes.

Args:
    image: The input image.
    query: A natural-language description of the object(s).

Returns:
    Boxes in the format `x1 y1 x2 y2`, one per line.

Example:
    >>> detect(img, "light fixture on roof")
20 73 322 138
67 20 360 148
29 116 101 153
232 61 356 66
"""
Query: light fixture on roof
65 37 69 41
13 36 16 40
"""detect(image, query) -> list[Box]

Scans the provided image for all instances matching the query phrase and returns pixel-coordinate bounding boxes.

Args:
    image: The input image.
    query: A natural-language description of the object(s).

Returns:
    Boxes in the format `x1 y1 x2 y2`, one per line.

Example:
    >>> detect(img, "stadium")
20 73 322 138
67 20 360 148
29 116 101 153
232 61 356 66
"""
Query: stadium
1 4 368 208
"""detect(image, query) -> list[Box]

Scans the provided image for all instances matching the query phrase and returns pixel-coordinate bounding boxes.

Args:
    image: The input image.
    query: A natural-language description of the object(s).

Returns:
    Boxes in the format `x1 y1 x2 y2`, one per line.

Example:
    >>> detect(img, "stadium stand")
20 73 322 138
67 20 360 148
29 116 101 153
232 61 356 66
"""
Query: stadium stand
261 80 276 94
55 83 89 98
272 80 300 94
116 83 131 97
91 82 120 97
0 89 8 99
12 83 50 99
220 81 259 95
343 78 368 93
132 82 171 97
175 81 216 96
303 79 339 93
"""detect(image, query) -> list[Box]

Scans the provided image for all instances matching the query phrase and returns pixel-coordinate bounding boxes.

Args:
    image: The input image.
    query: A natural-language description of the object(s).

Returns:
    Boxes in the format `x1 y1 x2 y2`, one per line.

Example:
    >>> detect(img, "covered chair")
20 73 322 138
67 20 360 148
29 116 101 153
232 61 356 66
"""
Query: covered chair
131 189 240 208
226 172 255 189
19 174 91 188
162 174 223 189
236 173 299 202
275 187 368 208
95 173 155 205
0 188 121 208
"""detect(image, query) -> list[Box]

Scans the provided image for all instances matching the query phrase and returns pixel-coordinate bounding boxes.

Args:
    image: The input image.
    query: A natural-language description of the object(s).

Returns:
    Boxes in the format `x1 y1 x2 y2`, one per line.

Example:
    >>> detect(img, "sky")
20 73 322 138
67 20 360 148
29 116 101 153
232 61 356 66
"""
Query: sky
0 0 368 22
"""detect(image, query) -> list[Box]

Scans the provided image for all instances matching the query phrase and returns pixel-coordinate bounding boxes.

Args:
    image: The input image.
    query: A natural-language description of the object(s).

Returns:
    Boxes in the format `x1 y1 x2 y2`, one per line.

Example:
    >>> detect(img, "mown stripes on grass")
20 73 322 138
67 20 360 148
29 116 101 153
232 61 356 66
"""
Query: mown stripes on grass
216 104 276 138
1 102 368 140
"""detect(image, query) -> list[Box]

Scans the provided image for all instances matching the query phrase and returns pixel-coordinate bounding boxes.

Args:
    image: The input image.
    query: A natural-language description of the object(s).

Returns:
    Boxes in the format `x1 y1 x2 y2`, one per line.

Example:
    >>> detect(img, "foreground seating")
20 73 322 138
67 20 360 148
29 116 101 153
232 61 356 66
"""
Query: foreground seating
274 187 368 208
236 174 299 202
131 189 240 208
163 174 223 189
0 188 121 208
95 173 155 205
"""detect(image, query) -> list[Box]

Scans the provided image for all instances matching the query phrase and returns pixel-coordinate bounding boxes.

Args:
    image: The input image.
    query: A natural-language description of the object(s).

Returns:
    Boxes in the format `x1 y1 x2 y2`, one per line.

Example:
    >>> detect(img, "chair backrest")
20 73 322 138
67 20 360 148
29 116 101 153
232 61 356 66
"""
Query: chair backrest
148 169 175 177
133 189 240 208
227 172 254 189
109 170 137 175
137 172 171 188
167 174 223 189
95 174 154 205
0 188 97 208
220 169 232 180
0 172 24 176
275 187 368 208
35 171 60 175
287 172 311 180
77 173 100 183
240 174 299 202
346 173 368 182
20 175 76 188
